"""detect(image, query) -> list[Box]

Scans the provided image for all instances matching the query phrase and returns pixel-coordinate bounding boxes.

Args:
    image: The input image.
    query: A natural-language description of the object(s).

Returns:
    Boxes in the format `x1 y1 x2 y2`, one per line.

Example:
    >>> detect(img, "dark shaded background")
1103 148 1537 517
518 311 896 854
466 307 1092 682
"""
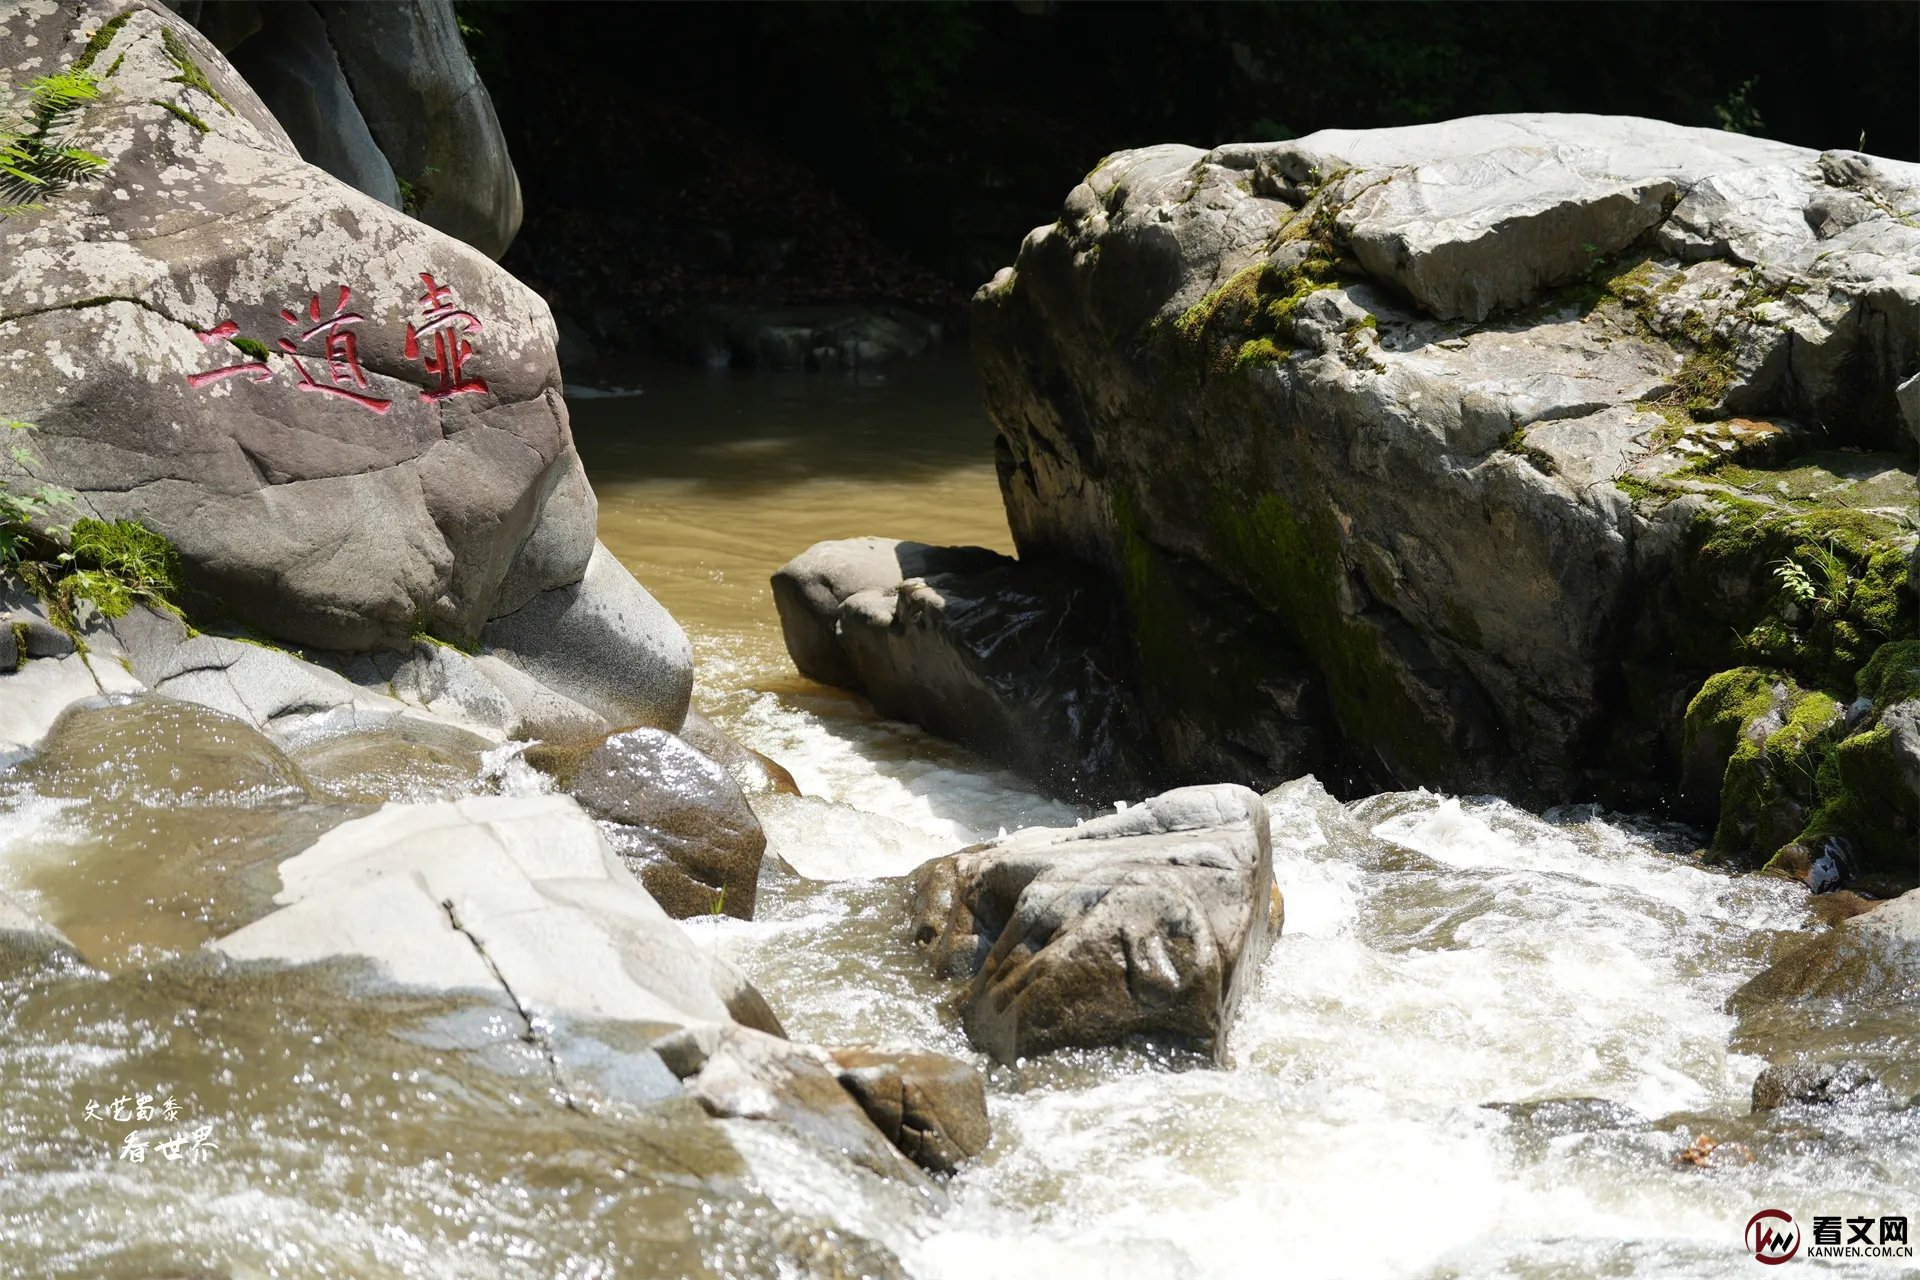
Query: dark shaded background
469 0 1920 355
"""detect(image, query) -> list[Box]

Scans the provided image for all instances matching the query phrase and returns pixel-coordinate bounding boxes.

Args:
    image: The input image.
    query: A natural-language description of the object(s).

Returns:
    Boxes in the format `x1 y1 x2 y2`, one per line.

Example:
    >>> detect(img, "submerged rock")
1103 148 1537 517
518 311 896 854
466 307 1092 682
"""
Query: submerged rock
830 1047 991 1175
909 784 1277 1064
0 887 81 965
19 696 312 803
1732 887 1920 1018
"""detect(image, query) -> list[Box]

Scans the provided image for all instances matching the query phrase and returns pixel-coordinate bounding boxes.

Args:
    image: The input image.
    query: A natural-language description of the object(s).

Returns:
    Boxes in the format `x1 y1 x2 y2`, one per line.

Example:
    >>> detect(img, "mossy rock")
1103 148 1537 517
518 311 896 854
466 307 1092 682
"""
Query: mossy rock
1792 721 1920 886
1681 667 1844 864
1857 639 1920 708
1742 644 1920 888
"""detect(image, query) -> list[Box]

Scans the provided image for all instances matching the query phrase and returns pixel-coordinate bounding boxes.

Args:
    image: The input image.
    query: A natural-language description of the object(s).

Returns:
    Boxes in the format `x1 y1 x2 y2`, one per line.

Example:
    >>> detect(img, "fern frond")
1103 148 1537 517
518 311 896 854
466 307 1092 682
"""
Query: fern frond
0 71 109 218
27 72 101 135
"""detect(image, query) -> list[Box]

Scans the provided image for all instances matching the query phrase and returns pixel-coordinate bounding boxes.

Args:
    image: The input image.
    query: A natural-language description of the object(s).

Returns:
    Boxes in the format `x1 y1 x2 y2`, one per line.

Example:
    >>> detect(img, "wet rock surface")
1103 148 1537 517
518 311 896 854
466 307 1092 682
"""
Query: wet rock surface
1750 1060 1891 1112
830 1047 991 1175
910 784 1277 1064
538 726 767 921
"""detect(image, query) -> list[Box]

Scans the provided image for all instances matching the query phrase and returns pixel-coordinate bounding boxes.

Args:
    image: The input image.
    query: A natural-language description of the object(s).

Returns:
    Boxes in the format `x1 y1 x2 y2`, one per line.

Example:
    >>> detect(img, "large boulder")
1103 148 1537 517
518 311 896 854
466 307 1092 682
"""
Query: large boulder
309 0 522 259
0 2 581 655
187 0 521 258
211 0 403 211
948 114 1917 827
909 784 1278 1064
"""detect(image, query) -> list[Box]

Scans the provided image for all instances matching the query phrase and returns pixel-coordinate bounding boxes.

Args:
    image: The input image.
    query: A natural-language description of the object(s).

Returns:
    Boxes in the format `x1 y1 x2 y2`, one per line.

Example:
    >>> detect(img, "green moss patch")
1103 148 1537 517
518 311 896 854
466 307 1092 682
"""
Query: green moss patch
1795 722 1919 885
1683 668 1844 863
1672 485 1918 692
1857 639 1920 707
159 28 231 113
71 10 136 74
10 517 185 636
151 100 209 134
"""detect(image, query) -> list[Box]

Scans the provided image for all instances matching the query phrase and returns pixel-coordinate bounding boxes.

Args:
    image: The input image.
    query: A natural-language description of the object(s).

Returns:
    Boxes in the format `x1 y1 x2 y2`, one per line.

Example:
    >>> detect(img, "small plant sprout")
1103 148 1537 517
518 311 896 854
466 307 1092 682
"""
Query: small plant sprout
1770 540 1853 617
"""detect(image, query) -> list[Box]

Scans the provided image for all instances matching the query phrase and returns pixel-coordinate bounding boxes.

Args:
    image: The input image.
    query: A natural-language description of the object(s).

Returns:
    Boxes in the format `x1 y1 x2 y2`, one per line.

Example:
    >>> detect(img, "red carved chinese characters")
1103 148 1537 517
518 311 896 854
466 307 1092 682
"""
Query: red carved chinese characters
404 272 489 402
277 284 391 414
184 274 489 411
185 320 272 388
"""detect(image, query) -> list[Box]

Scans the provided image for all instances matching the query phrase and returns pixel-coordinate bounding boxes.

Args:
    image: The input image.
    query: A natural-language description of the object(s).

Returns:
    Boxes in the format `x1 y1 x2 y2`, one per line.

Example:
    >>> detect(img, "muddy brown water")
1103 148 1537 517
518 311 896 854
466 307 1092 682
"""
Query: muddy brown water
1 351 1916 1278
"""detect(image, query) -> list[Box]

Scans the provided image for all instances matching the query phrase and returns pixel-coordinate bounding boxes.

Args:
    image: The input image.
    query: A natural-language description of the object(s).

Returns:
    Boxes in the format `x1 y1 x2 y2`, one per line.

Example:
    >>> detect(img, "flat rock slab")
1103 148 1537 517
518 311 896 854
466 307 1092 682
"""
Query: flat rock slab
212 795 744 1029
910 784 1277 1064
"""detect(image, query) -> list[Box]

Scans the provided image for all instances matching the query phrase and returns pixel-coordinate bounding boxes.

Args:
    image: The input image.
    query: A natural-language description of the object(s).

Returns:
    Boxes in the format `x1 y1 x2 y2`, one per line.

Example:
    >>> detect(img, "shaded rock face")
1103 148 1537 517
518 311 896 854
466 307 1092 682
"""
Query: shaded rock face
910 784 1276 1064
0 3 578 654
773 537 1163 803
969 114 1919 817
191 0 521 258
548 726 766 921
211 0 402 212
829 1047 991 1175
307 0 522 259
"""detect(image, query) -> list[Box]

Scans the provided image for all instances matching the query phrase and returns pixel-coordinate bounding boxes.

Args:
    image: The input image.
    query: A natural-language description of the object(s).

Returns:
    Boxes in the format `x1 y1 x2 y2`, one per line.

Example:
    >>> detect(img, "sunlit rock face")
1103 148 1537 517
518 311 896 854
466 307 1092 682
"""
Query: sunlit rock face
953 114 1920 869
0 1 691 737
0 2 579 653
910 784 1278 1064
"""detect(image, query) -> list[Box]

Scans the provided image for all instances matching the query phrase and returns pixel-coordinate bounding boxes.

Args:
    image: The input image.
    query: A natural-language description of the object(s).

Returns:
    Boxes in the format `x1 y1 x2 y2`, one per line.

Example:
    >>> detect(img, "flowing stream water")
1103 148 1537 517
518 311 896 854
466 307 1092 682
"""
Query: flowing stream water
2 351 1916 1278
